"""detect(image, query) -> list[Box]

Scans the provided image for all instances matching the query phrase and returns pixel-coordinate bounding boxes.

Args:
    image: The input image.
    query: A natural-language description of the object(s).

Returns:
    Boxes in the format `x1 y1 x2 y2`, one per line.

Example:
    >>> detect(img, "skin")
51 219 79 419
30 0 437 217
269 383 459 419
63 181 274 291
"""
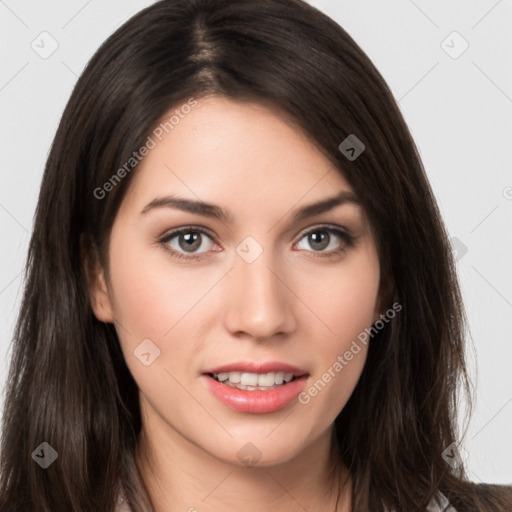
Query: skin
89 96 382 512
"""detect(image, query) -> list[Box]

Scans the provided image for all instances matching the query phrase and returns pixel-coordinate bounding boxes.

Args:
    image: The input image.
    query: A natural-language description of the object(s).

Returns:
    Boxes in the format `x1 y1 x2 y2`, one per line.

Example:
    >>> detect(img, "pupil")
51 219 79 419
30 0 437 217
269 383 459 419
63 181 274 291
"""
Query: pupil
179 232 201 252
309 231 329 251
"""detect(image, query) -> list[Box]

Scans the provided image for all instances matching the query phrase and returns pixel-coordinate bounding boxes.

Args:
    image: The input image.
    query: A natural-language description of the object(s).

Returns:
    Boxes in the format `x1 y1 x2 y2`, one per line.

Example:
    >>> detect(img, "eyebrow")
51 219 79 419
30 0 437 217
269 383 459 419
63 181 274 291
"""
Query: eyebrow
140 190 361 223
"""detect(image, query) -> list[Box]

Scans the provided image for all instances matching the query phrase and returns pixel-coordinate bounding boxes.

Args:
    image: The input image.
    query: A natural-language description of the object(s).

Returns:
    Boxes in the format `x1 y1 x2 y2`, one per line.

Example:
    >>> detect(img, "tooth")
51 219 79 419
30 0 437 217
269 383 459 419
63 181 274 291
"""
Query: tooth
240 373 258 386
274 371 284 385
218 371 297 388
228 372 242 383
257 372 276 387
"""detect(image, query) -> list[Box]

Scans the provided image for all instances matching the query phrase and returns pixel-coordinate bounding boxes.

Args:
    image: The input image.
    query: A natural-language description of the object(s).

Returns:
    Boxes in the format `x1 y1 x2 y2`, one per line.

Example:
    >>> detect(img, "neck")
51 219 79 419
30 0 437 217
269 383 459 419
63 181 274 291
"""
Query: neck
135 417 351 512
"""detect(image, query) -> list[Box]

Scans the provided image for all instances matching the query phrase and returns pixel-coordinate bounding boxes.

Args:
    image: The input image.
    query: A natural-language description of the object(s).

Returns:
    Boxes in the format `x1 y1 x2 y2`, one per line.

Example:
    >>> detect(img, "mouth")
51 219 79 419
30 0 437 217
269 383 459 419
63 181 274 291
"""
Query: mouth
205 371 301 391
200 362 309 414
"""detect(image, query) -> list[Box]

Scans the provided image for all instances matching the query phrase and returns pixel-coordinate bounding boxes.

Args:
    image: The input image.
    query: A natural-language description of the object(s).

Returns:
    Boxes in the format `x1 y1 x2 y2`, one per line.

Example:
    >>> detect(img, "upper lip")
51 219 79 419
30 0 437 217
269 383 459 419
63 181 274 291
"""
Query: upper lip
203 361 309 377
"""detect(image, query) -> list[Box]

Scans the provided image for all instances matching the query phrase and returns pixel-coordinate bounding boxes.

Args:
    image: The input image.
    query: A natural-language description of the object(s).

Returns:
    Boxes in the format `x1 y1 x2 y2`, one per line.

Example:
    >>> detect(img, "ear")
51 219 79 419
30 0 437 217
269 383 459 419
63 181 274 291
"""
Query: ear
81 234 114 323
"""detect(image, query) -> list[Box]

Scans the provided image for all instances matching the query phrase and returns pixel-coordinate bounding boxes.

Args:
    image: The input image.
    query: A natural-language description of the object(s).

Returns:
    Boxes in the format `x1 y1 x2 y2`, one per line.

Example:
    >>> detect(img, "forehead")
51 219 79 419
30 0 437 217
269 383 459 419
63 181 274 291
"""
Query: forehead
119 96 355 219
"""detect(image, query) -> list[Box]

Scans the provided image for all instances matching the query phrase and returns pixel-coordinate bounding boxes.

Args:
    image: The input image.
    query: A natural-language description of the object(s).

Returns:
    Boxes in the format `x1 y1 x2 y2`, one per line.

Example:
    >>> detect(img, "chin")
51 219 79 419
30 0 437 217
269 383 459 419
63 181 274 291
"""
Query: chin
203 427 313 468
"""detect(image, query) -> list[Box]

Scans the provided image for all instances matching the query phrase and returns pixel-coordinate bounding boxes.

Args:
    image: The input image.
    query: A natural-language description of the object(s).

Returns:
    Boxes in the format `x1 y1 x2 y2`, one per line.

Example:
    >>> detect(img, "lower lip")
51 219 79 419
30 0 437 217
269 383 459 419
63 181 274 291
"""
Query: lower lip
201 374 308 414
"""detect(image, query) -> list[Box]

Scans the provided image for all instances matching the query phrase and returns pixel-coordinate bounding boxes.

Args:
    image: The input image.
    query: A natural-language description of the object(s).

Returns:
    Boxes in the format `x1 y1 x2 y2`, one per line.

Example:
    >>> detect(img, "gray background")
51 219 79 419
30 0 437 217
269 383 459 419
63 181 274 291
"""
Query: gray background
1 0 511 484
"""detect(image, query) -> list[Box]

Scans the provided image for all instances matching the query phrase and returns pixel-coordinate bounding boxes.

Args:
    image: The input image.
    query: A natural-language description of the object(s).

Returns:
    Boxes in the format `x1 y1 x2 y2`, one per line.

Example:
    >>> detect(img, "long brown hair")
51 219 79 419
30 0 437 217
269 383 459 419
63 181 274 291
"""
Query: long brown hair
0 0 510 510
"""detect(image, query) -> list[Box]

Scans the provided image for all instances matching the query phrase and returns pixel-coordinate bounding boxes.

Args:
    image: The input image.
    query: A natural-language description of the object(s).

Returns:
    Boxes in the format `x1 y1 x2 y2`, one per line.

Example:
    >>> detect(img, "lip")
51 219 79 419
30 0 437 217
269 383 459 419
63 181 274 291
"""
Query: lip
202 361 308 376
201 373 309 414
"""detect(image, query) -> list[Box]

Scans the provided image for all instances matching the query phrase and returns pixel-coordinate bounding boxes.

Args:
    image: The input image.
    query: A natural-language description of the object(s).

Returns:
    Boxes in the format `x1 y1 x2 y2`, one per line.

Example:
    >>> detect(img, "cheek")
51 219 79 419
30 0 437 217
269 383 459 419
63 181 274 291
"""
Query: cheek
105 236 214 409
105 226 200 359
293 247 380 348
293 248 379 417
105 225 229 390
107 251 171 339
107 220 208 332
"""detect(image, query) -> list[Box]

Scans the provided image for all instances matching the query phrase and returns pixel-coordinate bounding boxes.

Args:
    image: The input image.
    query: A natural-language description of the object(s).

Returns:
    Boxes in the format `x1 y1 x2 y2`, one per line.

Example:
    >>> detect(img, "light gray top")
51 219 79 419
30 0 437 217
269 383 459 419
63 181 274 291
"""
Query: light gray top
115 489 456 511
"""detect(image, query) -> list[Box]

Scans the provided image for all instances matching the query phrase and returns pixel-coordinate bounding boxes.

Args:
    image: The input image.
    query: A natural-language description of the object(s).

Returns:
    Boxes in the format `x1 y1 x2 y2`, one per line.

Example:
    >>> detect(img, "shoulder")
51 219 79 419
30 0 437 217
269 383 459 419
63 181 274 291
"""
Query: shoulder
427 491 455 511
113 483 512 512
472 483 512 509
422 484 512 512
116 488 132 512
447 483 512 511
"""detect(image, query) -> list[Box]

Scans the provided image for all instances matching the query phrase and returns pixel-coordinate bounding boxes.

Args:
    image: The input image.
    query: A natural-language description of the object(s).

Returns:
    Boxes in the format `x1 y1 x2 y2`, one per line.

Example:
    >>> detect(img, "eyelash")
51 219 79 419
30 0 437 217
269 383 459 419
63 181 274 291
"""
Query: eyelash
158 224 355 262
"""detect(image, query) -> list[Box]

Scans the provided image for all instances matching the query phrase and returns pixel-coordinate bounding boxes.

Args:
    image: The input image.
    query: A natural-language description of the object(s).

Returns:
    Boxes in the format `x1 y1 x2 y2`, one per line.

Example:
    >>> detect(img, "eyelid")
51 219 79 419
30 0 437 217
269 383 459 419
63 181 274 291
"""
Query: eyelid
293 224 355 256
157 223 354 261
157 225 219 261
158 223 350 244
158 225 217 243
295 223 351 240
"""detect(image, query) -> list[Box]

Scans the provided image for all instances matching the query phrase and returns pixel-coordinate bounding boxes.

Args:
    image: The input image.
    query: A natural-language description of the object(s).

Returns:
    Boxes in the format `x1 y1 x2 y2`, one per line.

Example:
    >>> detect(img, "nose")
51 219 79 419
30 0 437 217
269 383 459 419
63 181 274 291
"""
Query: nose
222 250 297 341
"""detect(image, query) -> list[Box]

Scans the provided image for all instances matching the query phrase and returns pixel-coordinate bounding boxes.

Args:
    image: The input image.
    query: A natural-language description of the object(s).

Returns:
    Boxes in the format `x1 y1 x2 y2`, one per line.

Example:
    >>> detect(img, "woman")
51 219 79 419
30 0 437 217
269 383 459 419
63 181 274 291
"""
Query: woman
0 0 510 510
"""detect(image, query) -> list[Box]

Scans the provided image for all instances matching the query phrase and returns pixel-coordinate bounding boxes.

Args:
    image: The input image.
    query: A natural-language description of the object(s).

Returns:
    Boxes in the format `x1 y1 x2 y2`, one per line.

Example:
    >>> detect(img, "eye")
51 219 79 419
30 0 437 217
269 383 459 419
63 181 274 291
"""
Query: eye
158 224 354 262
159 227 217 259
295 226 353 255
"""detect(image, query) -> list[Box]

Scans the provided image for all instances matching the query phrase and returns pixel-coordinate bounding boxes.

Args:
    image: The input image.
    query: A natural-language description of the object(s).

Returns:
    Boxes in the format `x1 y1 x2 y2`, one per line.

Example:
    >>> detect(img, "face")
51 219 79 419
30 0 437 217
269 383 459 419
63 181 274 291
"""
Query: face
90 96 381 467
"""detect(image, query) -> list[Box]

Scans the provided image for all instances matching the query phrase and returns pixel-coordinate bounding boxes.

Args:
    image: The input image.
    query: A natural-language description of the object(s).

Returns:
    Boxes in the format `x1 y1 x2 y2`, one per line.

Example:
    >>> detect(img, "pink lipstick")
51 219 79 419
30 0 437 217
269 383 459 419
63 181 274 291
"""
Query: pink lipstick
201 361 309 414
